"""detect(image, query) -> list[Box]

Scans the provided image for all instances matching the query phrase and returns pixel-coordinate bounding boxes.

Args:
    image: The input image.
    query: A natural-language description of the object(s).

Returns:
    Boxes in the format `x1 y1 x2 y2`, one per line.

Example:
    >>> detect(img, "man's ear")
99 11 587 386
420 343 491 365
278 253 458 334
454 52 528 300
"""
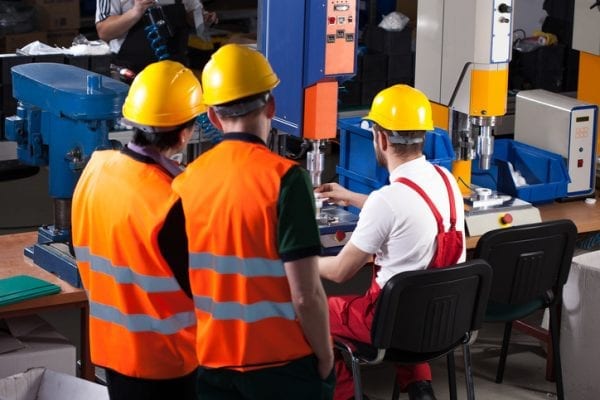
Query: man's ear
207 107 223 131
374 127 388 151
180 125 194 145
265 95 275 119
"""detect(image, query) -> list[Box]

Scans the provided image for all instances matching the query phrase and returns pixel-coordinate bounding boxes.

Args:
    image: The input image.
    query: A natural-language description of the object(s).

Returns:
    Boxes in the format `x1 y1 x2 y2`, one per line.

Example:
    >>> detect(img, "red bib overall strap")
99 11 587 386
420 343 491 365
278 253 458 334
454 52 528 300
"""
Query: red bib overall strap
395 165 463 269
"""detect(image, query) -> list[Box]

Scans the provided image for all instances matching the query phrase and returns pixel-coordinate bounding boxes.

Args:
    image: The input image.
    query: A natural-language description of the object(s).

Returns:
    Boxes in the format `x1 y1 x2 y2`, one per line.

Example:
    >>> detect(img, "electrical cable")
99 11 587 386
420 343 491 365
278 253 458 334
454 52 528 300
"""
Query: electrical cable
286 141 310 160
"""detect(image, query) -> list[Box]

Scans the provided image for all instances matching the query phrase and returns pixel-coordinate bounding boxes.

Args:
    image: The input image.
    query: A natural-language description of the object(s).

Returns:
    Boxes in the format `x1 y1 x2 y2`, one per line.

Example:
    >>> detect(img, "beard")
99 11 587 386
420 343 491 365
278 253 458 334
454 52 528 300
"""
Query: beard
374 142 387 169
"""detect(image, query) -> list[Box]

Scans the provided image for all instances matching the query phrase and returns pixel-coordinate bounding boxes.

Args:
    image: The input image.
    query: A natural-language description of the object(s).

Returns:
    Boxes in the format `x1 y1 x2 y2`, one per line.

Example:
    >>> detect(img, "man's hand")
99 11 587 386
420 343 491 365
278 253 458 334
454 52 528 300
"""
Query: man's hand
317 351 334 380
203 10 218 26
132 0 156 17
314 182 352 207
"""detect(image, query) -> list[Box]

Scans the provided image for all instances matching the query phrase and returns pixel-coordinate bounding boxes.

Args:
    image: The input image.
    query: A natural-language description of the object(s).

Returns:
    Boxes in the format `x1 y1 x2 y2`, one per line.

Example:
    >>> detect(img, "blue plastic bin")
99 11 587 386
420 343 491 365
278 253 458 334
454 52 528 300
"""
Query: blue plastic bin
337 116 455 187
336 167 385 215
471 139 570 204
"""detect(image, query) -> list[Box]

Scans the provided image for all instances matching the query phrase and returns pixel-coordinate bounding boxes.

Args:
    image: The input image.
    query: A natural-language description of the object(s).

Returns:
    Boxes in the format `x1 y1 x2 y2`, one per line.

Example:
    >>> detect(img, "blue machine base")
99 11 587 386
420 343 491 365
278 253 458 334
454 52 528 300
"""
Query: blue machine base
318 206 359 256
24 243 81 288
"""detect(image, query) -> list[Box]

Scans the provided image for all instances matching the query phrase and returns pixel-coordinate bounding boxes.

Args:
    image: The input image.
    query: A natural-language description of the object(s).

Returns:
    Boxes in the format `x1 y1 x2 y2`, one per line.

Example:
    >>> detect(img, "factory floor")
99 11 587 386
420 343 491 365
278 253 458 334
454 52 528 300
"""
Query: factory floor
38 307 560 399
360 312 559 400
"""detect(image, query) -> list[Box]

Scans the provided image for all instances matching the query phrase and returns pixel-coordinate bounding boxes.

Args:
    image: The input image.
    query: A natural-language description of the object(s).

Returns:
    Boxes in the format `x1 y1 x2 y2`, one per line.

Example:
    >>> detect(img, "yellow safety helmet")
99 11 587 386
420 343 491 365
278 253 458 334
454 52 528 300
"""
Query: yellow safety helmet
201 44 280 106
364 84 434 132
122 60 206 132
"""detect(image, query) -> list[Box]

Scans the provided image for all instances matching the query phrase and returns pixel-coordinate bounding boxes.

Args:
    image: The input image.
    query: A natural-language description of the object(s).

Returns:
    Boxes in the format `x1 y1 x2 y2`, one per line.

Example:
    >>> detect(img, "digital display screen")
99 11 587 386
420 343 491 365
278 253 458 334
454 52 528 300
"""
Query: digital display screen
576 116 589 123
334 4 349 11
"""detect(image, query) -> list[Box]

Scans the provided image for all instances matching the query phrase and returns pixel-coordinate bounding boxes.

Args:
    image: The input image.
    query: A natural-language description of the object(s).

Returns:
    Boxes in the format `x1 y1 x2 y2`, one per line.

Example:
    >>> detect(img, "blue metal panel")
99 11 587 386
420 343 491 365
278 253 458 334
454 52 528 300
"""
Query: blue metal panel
259 0 307 137
304 0 328 86
11 63 129 120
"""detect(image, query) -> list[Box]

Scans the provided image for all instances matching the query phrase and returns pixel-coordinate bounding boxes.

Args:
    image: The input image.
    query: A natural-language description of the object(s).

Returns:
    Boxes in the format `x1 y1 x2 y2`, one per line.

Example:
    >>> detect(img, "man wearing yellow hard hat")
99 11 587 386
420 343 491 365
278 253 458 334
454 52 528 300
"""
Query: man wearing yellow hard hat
316 84 466 400
172 44 335 399
72 60 205 400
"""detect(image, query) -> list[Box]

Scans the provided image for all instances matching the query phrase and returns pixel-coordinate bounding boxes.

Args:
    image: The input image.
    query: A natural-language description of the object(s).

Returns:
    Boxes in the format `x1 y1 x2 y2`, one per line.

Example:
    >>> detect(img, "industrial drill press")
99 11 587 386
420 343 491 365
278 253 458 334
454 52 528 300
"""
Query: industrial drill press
4 63 129 287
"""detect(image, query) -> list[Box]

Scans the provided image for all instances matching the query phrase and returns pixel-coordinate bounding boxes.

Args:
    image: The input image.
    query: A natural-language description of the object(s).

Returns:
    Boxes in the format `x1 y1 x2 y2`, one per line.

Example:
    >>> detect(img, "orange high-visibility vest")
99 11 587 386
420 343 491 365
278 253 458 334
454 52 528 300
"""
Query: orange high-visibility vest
72 150 196 379
173 138 314 370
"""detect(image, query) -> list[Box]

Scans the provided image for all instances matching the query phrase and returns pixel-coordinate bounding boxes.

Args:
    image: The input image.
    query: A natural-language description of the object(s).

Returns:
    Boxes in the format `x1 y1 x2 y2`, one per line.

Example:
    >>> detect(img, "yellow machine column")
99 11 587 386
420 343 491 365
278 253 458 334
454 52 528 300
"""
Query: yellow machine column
414 0 514 195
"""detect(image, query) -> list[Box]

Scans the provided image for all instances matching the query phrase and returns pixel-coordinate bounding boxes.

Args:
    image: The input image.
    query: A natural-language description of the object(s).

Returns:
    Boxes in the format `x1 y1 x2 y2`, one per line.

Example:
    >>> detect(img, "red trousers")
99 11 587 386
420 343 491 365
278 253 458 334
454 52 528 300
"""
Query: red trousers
328 278 431 400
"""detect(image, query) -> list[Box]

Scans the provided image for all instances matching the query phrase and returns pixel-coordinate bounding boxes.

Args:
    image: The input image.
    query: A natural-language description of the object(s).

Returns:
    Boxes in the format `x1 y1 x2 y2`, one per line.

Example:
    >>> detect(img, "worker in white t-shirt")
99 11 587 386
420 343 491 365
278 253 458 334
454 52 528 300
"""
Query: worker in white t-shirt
95 0 217 74
315 84 466 400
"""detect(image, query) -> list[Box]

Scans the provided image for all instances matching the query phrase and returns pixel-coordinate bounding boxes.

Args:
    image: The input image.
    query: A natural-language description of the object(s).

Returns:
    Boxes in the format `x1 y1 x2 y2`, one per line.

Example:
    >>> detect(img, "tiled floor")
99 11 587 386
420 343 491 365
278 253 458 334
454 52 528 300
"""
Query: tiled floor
360 315 559 400
41 300 560 400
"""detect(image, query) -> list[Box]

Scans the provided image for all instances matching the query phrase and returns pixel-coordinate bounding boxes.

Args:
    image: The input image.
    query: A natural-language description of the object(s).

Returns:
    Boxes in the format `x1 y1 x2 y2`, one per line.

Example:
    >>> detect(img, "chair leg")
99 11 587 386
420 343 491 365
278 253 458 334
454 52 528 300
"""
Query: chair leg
463 343 476 400
446 351 457 400
496 322 513 383
349 355 363 400
549 306 564 400
391 379 401 400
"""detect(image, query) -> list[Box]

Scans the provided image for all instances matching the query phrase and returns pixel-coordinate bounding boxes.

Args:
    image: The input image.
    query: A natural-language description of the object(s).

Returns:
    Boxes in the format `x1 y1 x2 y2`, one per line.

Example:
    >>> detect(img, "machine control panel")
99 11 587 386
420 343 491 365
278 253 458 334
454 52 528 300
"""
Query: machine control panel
324 0 357 75
515 89 598 197
318 206 359 255
491 0 513 62
321 230 353 248
465 207 542 236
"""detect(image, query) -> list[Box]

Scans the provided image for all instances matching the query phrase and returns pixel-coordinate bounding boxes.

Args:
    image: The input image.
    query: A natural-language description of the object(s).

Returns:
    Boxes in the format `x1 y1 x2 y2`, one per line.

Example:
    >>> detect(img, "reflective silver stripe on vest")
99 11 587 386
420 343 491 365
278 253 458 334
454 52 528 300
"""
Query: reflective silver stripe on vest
189 252 286 277
74 246 181 293
90 301 196 334
194 295 296 322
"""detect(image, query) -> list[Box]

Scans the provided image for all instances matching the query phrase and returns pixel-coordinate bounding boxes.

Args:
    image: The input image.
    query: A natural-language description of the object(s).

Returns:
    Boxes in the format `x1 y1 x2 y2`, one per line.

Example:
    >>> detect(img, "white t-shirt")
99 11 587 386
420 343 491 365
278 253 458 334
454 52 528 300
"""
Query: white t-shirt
349 156 466 288
95 0 203 53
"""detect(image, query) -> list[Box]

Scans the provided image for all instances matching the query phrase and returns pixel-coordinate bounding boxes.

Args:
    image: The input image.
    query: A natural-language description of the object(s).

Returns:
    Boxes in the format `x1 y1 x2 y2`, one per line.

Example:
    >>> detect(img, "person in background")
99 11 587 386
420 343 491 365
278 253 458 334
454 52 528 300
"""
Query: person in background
71 60 206 400
315 84 466 400
96 0 217 74
172 44 335 400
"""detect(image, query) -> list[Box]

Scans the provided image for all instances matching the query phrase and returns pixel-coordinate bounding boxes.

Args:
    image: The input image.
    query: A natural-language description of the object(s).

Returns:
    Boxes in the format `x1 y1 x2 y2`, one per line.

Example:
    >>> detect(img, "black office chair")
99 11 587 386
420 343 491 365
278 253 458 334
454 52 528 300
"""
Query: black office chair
334 260 493 400
473 219 577 400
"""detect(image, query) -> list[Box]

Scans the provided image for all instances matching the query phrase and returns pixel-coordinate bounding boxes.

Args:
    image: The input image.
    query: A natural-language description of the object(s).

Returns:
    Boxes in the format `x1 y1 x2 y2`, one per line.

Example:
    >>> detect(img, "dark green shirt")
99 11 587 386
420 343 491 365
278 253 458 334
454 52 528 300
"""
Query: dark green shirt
278 165 322 262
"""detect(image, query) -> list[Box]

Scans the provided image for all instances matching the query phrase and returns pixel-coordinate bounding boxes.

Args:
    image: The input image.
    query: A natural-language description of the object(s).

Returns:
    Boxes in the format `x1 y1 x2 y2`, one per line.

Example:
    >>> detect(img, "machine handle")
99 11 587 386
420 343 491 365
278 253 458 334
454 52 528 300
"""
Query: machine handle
591 0 600 9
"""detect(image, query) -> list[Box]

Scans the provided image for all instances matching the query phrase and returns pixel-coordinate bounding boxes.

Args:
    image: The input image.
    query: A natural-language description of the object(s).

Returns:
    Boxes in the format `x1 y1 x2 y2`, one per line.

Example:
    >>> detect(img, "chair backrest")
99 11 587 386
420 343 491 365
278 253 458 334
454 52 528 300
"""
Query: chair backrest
473 219 577 307
371 260 492 355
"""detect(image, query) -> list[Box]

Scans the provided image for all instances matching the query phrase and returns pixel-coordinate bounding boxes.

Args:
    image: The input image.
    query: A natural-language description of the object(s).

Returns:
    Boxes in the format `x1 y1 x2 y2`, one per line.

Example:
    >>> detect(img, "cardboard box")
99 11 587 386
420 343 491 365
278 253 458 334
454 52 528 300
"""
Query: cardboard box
46 29 80 48
561 250 600 400
0 367 108 400
0 31 48 53
25 0 80 31
0 315 76 379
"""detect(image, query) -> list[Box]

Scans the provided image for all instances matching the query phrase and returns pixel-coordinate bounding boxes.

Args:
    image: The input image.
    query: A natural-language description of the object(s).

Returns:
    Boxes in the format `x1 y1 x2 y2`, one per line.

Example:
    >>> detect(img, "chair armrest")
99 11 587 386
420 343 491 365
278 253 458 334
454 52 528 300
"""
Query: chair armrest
333 337 387 366
465 330 478 346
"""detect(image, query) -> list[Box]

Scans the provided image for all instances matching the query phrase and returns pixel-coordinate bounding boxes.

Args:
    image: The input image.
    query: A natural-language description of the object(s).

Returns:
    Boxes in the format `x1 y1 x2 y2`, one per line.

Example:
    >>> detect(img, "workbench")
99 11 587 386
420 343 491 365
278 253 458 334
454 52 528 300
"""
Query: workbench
0 231 93 381
466 196 600 249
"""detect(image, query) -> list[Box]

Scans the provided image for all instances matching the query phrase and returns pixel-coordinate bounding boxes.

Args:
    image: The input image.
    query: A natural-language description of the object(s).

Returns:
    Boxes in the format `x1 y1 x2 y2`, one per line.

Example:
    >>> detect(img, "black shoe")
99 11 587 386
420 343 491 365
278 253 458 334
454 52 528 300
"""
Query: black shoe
407 380 437 400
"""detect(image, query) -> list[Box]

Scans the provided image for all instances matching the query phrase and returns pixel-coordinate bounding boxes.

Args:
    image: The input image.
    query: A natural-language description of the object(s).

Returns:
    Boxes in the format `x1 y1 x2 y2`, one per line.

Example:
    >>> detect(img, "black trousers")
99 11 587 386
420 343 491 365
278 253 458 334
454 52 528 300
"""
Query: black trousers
105 367 198 400
196 355 335 400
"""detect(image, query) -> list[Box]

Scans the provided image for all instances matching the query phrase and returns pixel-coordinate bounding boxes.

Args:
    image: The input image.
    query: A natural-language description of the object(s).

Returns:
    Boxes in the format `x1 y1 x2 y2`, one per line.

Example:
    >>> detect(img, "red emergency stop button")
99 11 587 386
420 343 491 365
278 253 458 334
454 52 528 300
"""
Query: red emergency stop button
335 230 346 242
500 213 513 225
328 17 336 24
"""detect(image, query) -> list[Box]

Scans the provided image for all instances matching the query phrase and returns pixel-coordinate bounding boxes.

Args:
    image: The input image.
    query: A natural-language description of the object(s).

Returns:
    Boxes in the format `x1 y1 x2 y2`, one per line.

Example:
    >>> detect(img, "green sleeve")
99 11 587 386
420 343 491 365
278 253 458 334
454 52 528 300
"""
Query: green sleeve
278 165 322 261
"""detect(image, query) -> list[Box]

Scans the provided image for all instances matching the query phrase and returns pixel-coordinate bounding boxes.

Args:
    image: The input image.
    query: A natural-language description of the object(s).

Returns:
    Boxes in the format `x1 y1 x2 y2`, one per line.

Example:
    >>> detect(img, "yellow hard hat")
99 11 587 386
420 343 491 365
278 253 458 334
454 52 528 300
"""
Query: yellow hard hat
201 44 280 106
364 84 434 132
122 60 206 132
